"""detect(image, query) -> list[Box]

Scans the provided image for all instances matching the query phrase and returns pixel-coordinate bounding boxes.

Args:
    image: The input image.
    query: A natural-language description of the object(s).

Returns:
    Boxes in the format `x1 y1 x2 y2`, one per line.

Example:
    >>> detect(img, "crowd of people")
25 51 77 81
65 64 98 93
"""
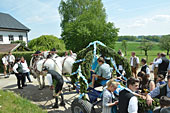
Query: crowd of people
101 51 170 113
2 52 32 89
1 49 170 112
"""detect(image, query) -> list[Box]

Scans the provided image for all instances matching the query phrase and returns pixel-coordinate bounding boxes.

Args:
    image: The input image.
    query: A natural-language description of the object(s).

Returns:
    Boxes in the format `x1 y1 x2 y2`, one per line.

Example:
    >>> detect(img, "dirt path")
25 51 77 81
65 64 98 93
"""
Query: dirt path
0 74 79 113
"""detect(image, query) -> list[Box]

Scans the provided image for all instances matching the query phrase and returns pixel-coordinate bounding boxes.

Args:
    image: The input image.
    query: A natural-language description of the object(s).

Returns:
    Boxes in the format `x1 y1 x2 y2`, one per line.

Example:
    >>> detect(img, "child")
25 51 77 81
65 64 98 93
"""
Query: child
102 79 118 113
156 74 166 87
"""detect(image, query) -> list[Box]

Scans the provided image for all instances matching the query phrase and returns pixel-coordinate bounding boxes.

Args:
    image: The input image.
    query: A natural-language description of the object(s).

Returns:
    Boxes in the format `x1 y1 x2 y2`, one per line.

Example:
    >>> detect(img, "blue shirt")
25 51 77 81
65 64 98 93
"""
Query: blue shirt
149 84 170 98
97 63 111 79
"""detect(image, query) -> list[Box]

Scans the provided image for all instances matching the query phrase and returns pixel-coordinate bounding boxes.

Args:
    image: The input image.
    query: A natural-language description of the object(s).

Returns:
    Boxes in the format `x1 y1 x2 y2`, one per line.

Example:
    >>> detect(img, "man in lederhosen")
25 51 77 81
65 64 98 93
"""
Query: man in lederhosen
42 67 65 108
130 52 140 78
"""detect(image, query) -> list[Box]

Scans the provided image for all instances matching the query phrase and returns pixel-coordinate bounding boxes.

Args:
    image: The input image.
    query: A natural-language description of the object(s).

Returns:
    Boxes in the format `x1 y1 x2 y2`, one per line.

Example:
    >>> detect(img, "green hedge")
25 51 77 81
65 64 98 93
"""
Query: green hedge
0 51 67 73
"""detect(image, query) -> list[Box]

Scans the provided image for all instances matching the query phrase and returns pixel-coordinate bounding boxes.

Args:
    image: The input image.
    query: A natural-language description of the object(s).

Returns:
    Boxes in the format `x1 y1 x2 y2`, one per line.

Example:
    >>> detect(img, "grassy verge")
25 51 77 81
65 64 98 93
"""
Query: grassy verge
114 42 167 63
0 90 47 113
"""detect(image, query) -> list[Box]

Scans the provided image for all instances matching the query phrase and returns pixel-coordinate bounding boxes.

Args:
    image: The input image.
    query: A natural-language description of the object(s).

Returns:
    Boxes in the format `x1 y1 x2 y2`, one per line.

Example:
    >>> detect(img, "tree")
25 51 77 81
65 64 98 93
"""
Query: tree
139 39 153 57
59 0 119 52
121 40 127 56
28 35 66 51
11 40 26 47
159 35 170 55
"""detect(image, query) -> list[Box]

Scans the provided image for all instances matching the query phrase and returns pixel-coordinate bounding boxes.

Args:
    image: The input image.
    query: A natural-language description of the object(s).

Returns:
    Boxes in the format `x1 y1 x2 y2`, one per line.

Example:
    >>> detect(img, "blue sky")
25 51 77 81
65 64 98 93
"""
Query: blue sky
1 0 170 40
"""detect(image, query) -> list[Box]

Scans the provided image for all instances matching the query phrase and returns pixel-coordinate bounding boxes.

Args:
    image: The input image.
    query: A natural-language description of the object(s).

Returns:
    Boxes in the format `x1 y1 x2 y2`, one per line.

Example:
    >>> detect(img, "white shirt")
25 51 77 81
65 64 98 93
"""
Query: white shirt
128 96 138 113
2 56 8 65
7 55 15 63
153 58 162 65
153 58 159 67
153 58 170 71
46 73 53 86
130 56 139 66
21 60 30 73
125 88 138 113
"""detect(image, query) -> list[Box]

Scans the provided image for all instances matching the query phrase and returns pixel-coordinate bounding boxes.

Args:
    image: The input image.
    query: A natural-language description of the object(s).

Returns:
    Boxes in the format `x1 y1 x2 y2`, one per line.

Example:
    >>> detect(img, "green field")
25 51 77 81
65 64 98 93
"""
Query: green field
0 90 47 113
114 42 167 63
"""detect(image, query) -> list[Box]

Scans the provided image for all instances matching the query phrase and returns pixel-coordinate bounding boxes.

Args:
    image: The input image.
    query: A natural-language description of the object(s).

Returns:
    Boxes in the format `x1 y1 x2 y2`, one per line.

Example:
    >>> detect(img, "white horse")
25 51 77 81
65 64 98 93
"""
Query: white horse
30 54 76 89
30 57 62 89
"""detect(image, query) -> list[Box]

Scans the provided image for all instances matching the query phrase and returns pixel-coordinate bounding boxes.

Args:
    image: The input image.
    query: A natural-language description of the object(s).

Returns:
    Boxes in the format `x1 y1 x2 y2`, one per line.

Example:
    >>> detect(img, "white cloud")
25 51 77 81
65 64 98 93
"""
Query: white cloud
152 15 170 22
126 14 170 28
26 16 43 23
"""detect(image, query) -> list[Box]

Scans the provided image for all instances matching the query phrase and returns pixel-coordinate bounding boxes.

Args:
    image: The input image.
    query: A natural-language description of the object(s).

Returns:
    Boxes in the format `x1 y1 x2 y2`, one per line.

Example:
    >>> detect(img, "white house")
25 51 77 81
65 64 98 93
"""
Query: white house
0 12 30 45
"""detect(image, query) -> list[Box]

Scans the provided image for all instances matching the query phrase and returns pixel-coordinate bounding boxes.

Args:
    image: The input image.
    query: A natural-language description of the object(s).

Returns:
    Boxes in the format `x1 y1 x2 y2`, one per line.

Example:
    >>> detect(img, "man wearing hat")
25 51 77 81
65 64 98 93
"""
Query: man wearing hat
151 52 170 78
42 67 65 108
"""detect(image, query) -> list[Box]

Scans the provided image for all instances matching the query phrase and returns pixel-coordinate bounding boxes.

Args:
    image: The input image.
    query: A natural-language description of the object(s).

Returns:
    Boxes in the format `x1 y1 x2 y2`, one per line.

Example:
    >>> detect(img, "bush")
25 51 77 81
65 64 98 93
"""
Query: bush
28 35 66 51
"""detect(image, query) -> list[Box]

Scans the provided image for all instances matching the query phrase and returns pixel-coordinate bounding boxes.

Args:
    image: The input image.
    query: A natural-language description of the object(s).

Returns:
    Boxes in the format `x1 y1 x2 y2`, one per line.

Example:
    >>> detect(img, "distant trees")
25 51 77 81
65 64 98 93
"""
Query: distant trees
28 35 66 51
121 40 127 56
139 39 153 56
59 0 119 52
138 36 160 42
118 36 137 41
159 35 170 55
118 35 160 42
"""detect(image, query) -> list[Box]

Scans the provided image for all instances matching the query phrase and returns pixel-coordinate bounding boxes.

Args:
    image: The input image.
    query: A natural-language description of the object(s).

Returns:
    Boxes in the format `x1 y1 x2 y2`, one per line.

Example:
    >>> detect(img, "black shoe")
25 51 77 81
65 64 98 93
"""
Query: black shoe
23 84 27 87
4 76 9 78
60 101 65 106
52 104 59 108
18 87 23 89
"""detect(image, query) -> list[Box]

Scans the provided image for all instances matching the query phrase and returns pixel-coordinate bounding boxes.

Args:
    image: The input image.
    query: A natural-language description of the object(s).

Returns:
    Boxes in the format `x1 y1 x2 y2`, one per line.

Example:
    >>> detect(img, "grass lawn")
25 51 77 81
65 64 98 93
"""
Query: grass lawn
0 90 47 113
114 42 168 63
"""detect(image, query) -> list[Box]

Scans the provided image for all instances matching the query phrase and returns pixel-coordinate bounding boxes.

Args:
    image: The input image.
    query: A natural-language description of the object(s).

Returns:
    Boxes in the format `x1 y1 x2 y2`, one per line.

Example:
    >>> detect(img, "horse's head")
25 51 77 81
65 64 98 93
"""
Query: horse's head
29 67 37 79
42 51 50 58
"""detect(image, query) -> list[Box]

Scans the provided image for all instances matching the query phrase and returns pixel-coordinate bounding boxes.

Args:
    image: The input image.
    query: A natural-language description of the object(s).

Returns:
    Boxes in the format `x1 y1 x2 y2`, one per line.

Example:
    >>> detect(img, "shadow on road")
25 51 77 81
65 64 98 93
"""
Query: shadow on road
2 82 78 113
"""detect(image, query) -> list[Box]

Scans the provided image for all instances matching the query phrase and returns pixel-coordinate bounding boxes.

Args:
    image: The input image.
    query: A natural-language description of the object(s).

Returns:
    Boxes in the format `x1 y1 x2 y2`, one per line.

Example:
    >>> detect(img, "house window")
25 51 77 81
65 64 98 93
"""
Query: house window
0 35 3 42
9 35 14 41
19 35 23 41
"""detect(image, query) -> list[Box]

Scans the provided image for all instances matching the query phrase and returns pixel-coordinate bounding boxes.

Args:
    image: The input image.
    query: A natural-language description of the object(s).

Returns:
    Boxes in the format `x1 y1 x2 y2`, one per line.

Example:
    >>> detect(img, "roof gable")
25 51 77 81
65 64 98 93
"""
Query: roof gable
0 44 31 52
0 12 30 31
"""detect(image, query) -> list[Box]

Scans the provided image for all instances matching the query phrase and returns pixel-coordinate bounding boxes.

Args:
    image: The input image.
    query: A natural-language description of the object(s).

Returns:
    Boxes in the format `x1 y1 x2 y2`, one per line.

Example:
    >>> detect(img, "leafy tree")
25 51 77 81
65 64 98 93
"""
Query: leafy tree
59 0 119 52
121 40 127 56
139 39 153 56
11 40 26 47
28 35 66 51
159 35 170 55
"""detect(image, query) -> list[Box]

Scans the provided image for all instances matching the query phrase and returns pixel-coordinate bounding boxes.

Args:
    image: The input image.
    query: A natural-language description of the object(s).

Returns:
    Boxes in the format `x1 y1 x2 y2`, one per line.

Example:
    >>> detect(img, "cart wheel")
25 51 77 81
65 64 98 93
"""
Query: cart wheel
71 98 95 113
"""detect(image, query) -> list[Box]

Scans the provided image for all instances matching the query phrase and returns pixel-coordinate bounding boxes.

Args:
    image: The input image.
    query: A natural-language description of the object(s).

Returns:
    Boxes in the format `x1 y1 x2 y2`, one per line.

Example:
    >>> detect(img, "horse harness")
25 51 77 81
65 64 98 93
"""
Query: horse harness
61 56 75 74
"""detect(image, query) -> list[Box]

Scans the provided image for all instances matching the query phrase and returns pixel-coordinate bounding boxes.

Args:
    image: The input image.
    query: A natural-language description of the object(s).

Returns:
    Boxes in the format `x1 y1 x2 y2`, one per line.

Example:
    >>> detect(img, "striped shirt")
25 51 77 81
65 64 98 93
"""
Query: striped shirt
102 88 115 113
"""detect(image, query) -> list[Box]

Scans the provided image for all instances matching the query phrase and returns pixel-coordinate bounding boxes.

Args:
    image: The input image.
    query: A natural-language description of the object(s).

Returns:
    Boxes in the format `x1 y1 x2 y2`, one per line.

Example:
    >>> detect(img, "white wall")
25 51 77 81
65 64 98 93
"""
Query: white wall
0 30 27 44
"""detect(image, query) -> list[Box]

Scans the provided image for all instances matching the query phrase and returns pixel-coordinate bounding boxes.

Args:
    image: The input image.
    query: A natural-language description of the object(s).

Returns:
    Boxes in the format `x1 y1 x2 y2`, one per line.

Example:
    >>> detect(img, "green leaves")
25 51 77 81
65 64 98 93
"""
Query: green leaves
138 39 153 56
159 35 170 55
59 0 118 52
138 97 160 113
28 35 66 51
